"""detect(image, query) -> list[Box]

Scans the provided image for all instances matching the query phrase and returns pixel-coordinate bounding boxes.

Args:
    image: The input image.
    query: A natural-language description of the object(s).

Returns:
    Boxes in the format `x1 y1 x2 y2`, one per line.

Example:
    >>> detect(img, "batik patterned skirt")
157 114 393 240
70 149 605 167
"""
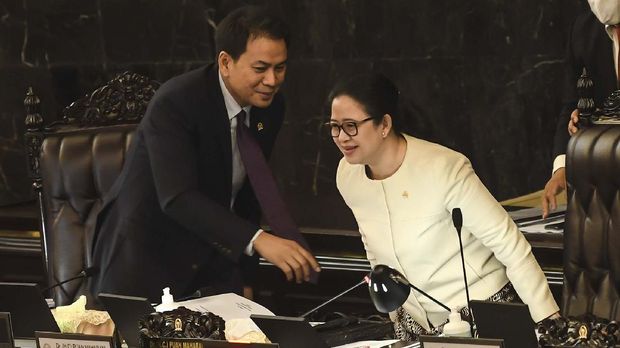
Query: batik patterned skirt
393 282 521 341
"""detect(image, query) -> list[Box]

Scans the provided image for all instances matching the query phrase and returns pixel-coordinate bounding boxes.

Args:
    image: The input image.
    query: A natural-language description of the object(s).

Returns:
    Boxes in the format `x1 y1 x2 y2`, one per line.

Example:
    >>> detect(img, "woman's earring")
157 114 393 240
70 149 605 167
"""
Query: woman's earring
382 131 386 137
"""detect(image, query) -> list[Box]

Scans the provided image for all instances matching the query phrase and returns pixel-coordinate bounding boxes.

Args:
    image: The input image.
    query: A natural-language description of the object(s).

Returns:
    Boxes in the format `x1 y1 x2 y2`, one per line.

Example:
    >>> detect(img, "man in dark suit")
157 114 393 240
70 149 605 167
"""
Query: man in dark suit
542 1 619 217
90 6 320 302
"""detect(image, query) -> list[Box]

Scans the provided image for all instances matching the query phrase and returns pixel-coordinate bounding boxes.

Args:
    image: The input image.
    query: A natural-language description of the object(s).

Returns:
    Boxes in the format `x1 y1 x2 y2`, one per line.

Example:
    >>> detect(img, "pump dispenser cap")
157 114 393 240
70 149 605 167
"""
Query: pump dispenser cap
161 287 173 304
448 307 462 322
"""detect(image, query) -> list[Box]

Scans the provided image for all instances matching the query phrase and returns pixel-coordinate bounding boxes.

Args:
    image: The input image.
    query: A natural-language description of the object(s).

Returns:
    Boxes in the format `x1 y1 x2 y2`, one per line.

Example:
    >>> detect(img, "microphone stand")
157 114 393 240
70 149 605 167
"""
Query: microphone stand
301 278 368 318
41 273 87 293
41 267 99 294
407 283 450 312
452 208 474 337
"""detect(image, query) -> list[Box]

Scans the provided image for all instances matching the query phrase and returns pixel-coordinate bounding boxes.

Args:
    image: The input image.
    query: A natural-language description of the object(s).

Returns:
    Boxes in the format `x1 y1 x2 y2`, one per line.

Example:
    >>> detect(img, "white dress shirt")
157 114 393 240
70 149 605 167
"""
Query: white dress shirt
605 25 620 78
218 71 262 255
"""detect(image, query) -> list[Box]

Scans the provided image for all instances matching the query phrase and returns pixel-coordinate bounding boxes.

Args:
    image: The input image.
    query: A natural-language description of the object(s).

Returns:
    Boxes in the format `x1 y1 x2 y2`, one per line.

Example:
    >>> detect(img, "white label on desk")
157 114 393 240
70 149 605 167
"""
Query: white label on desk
36 336 112 348
423 343 497 348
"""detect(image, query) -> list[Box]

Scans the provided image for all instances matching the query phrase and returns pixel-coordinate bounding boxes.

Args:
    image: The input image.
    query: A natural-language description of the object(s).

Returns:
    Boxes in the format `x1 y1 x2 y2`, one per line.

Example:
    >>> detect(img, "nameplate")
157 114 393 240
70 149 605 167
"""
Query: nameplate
419 335 504 348
140 337 278 348
35 332 113 348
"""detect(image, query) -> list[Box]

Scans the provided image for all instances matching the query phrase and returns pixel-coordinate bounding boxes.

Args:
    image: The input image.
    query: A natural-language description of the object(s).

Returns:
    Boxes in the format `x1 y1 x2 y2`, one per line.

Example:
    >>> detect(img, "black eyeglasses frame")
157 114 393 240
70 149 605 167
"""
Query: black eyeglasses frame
325 117 375 137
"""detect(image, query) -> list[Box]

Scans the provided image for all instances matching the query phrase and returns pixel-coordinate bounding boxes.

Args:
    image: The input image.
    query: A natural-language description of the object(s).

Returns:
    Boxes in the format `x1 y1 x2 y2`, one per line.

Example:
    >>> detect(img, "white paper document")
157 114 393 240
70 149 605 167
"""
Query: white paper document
517 215 564 234
173 292 274 321
507 204 566 221
333 339 406 348
508 205 565 234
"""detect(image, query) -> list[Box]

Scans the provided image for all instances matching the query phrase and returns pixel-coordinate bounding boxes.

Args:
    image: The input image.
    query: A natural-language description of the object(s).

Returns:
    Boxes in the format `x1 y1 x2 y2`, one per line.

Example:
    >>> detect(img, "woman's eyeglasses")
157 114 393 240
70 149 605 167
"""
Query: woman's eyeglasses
325 117 374 137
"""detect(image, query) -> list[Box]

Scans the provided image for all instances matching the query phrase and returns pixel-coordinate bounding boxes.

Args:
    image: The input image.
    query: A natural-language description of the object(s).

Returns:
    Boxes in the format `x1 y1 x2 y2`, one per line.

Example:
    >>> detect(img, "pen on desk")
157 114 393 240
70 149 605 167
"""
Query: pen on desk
516 215 563 228
544 221 565 231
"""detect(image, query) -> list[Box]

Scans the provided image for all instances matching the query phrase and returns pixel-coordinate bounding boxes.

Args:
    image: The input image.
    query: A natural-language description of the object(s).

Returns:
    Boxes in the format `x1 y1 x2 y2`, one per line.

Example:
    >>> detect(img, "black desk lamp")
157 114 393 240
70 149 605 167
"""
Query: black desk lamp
300 264 450 317
367 264 450 313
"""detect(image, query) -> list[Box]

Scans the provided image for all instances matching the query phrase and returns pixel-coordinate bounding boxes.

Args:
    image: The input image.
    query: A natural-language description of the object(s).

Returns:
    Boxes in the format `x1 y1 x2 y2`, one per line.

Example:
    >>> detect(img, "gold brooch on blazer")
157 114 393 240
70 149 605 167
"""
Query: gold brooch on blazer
402 191 409 198
257 122 264 131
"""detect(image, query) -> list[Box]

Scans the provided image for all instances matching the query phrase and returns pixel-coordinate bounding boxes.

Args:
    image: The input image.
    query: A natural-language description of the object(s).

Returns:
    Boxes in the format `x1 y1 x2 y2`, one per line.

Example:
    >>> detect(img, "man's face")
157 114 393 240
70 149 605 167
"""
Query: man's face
219 36 287 108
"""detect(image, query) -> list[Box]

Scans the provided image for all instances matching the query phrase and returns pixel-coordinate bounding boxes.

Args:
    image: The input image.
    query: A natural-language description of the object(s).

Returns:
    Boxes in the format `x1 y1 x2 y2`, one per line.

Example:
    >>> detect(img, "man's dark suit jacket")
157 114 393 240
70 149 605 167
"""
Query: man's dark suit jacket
553 11 617 158
90 64 285 302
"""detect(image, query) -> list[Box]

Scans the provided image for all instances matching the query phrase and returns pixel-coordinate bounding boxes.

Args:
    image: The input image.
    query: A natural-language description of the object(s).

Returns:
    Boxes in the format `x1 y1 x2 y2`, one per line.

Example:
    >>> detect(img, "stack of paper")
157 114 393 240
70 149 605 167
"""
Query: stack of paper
507 205 566 234
173 292 274 321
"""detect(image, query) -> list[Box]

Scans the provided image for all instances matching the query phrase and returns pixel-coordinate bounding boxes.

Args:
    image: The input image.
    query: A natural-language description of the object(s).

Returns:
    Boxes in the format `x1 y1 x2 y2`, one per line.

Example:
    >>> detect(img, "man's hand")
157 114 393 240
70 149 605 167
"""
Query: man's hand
568 109 580 136
253 232 321 283
542 167 566 218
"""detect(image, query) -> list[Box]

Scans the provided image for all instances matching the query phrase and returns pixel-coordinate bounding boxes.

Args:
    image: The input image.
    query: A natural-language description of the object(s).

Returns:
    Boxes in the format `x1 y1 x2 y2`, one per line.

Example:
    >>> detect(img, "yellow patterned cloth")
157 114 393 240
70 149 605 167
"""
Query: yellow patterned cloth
51 296 114 335
225 318 269 343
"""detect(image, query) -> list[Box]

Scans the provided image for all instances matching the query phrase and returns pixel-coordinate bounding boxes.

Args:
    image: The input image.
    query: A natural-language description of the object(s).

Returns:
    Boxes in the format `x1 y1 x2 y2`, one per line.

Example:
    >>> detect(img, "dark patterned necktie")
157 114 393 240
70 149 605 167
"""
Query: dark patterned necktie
235 110 318 282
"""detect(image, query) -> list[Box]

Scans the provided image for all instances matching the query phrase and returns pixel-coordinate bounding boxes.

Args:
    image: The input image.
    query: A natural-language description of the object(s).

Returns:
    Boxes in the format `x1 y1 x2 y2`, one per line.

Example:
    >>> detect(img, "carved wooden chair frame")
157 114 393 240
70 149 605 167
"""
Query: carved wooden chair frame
23 72 160 277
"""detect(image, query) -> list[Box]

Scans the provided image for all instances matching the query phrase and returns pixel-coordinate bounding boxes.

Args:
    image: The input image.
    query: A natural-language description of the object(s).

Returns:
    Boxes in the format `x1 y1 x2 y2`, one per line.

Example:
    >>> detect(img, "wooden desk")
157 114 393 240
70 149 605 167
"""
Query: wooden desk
0 202 564 319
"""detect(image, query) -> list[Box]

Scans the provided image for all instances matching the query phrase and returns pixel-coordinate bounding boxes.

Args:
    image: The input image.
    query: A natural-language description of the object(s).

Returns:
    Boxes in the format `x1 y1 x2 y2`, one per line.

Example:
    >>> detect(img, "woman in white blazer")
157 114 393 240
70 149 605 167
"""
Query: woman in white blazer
327 73 559 341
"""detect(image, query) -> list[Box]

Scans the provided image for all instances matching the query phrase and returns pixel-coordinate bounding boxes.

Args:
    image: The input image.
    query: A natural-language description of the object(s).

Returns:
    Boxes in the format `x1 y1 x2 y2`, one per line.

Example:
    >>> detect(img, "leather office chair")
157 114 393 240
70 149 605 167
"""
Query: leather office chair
562 125 620 320
24 72 160 306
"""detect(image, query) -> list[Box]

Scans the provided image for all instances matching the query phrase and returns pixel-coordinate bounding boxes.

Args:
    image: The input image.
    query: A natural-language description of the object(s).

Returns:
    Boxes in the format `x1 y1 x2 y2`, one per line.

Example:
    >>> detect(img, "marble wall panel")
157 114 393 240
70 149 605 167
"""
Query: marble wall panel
0 0 591 232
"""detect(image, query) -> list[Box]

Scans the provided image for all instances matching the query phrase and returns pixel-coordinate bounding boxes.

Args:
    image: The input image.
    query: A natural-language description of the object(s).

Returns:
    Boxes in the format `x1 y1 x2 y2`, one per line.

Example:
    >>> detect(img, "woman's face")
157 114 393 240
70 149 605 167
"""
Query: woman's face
330 95 385 165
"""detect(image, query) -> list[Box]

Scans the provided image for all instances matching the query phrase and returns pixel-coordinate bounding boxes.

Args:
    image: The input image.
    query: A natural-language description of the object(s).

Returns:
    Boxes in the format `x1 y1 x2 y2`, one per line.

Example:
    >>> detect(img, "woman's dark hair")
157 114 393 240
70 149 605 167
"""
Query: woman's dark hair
215 6 290 61
328 73 403 133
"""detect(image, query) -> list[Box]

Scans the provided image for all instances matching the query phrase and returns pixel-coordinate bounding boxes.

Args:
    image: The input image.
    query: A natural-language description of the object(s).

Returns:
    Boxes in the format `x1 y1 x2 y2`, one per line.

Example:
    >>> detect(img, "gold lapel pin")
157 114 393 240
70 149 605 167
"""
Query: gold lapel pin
257 122 264 131
402 191 409 198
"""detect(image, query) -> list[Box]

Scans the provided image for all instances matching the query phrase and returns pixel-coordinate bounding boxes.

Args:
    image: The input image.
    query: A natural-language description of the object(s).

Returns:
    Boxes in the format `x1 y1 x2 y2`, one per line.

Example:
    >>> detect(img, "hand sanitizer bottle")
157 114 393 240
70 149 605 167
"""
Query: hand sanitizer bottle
155 287 176 312
442 307 472 337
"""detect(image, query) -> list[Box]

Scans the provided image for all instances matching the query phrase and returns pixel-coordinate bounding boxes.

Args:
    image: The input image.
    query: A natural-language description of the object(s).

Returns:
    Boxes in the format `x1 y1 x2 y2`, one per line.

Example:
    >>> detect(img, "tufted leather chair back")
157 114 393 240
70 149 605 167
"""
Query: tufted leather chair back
24 72 159 306
562 125 620 319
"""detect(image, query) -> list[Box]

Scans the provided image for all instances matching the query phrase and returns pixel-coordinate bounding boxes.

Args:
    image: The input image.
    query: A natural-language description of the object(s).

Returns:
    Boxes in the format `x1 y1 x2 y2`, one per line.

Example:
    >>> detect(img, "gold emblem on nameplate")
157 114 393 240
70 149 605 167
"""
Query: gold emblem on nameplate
402 191 409 198
578 324 588 339
175 318 183 331
257 122 264 131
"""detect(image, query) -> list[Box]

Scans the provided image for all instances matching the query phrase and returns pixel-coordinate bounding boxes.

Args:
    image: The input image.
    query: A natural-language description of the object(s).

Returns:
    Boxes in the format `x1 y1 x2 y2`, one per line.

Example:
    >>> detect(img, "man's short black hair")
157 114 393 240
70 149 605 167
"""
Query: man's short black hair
215 6 290 61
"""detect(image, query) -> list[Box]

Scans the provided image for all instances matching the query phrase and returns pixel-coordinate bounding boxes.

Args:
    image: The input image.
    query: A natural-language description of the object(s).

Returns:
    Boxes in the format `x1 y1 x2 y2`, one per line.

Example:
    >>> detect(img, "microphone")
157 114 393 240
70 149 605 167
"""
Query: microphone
301 277 368 318
302 266 452 324
452 208 474 337
176 286 221 302
41 266 99 293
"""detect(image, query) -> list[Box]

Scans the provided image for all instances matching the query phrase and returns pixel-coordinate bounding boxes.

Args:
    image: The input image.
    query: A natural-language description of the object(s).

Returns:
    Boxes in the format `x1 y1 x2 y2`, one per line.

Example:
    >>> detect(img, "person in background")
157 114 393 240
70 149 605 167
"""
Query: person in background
542 0 620 217
328 73 559 341
90 6 320 303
